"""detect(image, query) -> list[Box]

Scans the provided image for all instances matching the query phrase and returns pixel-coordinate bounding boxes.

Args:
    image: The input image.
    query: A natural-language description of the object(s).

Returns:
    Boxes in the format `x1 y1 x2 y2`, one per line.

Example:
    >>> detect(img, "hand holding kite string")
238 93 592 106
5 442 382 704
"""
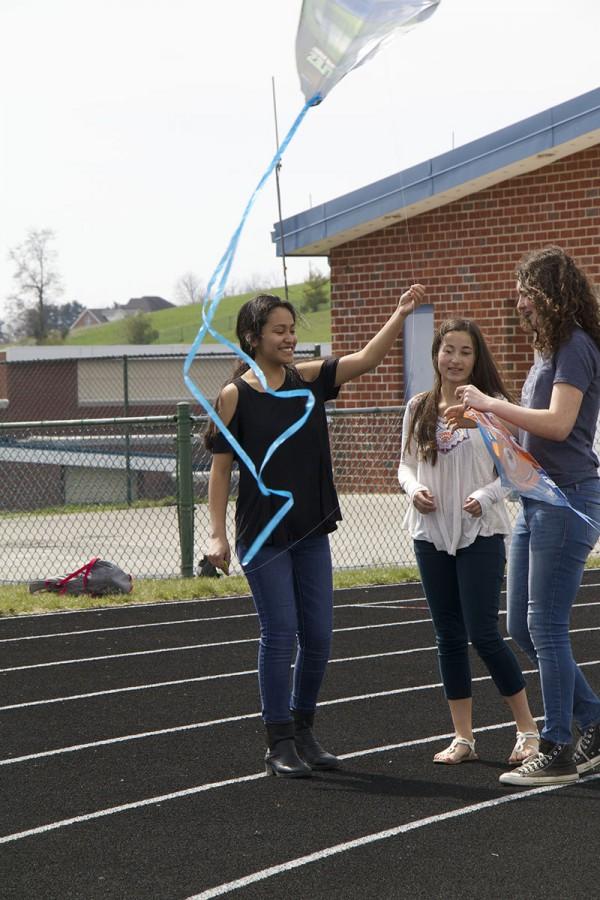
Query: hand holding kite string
445 383 494 429
187 1 443 564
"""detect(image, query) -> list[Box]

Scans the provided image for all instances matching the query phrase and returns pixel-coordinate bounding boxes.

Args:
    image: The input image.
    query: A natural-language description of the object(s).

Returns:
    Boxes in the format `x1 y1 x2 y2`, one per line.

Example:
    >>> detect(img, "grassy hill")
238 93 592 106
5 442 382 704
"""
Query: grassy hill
62 283 331 347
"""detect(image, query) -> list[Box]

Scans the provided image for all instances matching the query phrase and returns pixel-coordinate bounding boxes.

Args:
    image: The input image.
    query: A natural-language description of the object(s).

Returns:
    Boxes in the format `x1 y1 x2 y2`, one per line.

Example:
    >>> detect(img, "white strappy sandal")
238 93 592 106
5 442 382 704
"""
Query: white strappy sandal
508 730 540 765
433 736 478 765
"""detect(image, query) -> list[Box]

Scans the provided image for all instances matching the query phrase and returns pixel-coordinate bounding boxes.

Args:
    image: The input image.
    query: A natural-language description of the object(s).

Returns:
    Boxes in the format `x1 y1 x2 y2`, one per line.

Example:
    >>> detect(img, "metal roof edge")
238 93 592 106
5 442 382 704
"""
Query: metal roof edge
273 86 600 256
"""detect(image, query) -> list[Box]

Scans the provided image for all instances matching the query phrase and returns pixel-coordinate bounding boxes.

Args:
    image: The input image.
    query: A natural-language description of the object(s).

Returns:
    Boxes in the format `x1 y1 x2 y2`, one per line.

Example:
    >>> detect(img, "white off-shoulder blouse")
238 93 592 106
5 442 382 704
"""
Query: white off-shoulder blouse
398 395 511 556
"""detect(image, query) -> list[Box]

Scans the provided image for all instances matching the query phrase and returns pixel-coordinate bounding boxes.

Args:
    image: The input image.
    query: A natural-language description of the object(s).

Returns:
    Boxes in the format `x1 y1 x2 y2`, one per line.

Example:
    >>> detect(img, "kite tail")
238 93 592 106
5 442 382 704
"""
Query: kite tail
184 94 321 564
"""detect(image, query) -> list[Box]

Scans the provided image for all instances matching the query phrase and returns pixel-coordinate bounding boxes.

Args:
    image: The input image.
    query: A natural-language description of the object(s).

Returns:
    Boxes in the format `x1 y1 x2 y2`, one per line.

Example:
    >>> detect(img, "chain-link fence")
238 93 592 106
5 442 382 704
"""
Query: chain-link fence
206 407 527 575
0 347 321 423
1 404 599 584
0 415 187 584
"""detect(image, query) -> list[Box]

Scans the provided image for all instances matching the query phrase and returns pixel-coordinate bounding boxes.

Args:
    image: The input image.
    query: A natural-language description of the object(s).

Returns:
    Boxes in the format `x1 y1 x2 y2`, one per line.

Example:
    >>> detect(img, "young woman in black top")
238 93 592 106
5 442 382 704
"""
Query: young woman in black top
206 287 425 777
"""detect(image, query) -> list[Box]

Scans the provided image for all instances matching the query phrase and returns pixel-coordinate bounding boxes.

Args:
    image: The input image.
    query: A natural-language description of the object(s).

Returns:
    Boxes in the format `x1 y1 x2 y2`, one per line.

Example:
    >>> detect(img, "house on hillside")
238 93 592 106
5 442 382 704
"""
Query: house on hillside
124 296 174 313
70 308 110 329
272 86 600 409
70 296 174 330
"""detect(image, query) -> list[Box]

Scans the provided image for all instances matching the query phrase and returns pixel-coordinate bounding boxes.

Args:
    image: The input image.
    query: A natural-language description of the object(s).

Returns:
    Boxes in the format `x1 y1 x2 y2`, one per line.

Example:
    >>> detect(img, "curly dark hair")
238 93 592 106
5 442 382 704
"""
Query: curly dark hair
406 318 513 465
516 246 600 355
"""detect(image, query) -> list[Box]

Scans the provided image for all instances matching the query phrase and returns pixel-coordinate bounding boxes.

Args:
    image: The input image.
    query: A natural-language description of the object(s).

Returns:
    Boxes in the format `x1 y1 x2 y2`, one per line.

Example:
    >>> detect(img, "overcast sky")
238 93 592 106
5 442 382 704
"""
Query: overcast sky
1 0 598 317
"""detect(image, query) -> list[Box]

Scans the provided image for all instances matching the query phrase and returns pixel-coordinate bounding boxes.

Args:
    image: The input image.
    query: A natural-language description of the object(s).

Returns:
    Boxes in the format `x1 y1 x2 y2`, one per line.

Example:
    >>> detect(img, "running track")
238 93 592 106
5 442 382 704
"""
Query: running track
2 573 600 898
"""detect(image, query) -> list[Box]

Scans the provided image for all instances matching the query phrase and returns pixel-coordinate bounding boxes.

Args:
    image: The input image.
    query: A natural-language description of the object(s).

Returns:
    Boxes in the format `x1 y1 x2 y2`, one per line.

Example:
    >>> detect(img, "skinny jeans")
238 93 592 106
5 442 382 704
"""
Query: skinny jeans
507 479 600 744
414 534 525 700
238 534 333 724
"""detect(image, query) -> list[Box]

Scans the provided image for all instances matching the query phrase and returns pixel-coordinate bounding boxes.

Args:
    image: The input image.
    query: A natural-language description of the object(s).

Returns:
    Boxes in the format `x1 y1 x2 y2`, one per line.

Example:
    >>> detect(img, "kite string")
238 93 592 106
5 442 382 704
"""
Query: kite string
379 52 420 399
238 68 423 571
184 94 322 564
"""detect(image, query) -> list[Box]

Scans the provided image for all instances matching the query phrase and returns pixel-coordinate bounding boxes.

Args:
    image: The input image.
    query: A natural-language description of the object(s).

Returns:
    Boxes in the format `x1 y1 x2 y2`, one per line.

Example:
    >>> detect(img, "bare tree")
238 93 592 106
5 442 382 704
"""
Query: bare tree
175 271 205 305
7 228 63 341
239 272 278 294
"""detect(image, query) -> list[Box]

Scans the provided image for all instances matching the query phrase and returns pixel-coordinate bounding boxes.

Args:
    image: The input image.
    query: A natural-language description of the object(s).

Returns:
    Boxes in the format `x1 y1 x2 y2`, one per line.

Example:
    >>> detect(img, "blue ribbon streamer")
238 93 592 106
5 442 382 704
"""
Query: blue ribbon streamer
184 94 322 565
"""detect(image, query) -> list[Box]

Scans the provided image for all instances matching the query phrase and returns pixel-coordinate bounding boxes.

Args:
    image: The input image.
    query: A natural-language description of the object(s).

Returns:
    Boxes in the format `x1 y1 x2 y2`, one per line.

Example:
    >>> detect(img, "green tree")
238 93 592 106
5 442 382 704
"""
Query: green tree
125 312 159 344
301 266 329 313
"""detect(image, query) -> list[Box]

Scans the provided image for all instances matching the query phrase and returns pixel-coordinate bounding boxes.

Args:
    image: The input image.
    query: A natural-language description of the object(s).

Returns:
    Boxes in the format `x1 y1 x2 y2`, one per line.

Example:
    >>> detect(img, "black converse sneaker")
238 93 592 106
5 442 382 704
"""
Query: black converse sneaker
499 739 579 786
573 723 600 774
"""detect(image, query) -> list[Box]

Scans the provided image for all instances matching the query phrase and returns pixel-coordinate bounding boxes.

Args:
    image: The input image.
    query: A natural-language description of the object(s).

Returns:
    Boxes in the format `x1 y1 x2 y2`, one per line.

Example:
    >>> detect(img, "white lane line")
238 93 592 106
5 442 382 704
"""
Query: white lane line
0 612 258 643
1 718 597 850
0 645 440 711
0 598 427 643
186 774 600 900
2 575 599 625
0 659 562 767
0 599 429 643
3 615 600 677
5 656 599 767
0 588 417 624
3 623 600 711
0 718 537 845
0 594 255 622
354 603 430 611
0 619 434 673
0 771 267 845
0 636 256 673
2 593 598 644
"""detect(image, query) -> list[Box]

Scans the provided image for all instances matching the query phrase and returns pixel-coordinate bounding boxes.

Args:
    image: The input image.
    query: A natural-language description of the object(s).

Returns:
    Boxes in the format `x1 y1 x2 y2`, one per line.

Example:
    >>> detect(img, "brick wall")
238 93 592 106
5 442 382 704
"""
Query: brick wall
330 145 600 408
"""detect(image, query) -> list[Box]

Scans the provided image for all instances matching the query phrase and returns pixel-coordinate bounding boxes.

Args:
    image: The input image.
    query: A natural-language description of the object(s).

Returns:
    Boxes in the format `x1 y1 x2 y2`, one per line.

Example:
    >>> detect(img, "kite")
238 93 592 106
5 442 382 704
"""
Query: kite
184 0 442 564
464 408 600 530
296 0 442 103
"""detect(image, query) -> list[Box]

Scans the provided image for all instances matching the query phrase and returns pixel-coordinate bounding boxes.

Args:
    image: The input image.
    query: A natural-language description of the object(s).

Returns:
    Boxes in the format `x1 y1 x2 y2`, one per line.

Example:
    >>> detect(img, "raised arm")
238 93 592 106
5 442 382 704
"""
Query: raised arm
445 382 582 442
334 284 426 386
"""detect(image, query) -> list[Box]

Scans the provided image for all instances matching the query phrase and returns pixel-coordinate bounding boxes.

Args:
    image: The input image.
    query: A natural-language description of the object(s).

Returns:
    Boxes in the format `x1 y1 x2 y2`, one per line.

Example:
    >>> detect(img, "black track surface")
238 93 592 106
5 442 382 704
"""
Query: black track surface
2 573 600 899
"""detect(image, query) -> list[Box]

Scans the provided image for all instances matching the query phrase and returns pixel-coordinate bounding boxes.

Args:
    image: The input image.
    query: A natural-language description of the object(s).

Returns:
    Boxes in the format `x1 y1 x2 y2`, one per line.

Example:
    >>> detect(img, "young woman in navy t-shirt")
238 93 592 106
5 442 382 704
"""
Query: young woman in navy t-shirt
446 247 600 786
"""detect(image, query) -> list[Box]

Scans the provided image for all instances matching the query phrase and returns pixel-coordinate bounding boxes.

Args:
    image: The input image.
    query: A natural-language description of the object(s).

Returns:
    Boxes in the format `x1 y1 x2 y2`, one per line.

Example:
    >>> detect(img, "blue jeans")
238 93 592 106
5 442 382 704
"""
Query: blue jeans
507 478 600 744
238 534 333 724
414 534 526 700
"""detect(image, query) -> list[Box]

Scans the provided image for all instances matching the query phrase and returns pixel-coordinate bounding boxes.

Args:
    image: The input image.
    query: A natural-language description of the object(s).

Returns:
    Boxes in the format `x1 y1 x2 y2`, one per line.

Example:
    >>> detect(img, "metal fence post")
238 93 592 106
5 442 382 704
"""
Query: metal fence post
123 355 133 505
176 401 195 577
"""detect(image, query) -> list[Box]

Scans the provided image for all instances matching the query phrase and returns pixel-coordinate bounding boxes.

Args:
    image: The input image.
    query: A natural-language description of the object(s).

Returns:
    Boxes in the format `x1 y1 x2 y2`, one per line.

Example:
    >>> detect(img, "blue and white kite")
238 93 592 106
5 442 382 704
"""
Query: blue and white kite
184 0 442 563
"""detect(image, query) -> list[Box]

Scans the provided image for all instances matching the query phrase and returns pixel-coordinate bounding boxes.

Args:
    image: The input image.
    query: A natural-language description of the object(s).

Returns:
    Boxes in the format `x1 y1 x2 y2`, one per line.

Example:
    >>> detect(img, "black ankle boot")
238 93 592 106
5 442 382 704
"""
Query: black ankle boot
293 710 341 770
264 721 312 778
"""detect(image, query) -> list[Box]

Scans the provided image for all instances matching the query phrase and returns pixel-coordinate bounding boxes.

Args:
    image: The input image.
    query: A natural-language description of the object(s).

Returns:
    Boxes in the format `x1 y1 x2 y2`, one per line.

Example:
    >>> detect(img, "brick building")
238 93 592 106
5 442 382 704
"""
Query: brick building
274 87 600 408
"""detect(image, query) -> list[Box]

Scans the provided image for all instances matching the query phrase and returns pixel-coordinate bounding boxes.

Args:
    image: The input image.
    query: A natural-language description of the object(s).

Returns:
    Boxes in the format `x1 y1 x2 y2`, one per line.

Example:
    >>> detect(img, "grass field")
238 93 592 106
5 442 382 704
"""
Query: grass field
0 565 419 617
62 283 331 347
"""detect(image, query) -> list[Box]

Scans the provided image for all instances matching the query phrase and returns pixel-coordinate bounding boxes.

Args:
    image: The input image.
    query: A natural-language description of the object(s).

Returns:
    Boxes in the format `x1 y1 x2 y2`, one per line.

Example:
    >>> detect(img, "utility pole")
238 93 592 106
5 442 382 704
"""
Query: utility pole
272 76 289 300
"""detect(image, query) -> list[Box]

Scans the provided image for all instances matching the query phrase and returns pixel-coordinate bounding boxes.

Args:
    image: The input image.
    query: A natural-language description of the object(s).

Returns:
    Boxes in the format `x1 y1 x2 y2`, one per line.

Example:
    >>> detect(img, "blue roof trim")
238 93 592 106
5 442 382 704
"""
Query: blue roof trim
273 86 600 255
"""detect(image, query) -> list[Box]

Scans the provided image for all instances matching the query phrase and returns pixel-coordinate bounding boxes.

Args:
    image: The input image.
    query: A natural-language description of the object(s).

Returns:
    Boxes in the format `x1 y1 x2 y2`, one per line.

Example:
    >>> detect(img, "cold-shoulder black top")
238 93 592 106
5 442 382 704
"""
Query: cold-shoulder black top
211 357 342 548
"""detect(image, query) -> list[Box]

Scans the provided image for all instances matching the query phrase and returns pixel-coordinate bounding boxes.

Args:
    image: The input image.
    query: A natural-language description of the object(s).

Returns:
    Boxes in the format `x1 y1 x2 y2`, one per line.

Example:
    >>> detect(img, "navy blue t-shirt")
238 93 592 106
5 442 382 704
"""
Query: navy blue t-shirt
520 327 600 487
211 358 342 547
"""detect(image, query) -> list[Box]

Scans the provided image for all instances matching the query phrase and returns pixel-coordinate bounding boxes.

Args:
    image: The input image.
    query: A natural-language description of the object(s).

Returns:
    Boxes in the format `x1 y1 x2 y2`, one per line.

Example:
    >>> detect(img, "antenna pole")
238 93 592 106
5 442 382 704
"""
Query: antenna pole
272 76 289 300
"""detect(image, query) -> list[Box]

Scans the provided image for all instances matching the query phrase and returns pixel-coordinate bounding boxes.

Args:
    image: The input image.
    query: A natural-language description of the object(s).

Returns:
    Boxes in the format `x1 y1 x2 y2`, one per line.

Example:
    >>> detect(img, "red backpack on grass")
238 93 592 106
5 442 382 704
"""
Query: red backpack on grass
29 557 133 596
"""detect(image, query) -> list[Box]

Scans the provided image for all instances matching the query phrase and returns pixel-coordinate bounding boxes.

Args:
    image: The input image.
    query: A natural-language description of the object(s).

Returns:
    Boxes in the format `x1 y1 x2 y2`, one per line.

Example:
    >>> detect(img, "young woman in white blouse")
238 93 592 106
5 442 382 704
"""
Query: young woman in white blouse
399 319 538 765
